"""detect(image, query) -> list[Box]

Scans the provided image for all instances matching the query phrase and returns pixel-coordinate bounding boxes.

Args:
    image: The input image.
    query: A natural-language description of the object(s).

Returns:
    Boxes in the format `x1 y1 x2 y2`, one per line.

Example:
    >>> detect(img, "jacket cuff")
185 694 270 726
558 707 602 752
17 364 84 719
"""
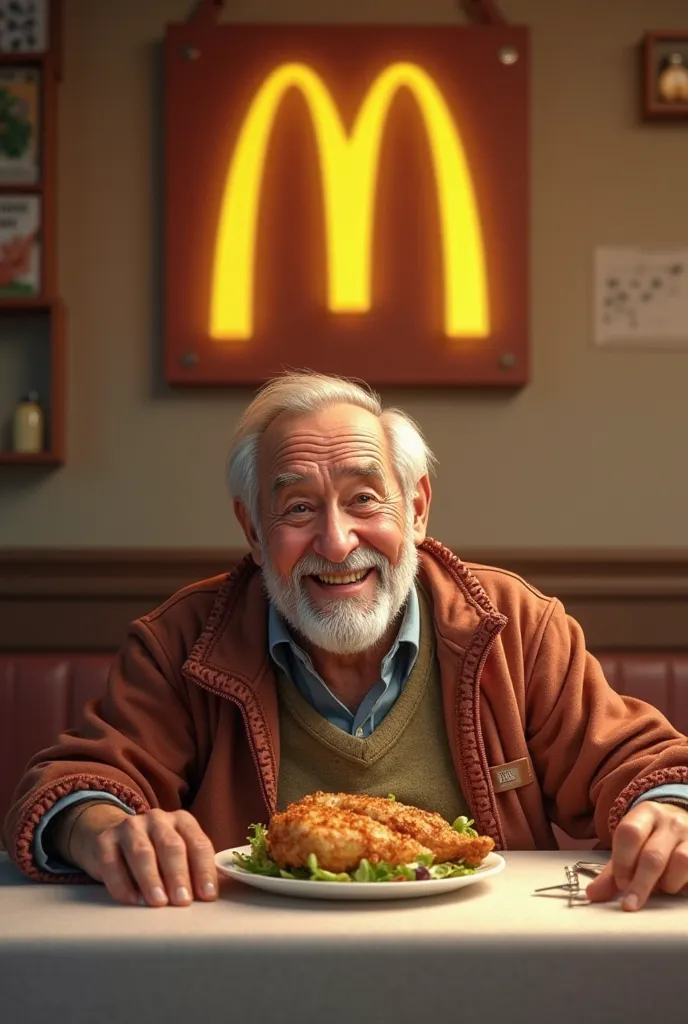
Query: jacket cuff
630 783 688 811
34 791 136 874
11 774 149 882
609 767 688 834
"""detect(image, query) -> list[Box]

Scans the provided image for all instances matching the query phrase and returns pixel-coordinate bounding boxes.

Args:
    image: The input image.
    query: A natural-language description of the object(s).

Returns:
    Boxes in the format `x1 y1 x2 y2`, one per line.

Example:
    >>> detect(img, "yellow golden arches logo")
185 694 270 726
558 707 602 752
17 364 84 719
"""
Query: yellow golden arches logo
210 61 489 341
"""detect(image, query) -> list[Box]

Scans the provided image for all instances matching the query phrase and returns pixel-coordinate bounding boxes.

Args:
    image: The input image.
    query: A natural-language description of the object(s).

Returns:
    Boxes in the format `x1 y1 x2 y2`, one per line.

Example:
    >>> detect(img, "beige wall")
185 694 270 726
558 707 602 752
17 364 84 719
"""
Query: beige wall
0 0 686 549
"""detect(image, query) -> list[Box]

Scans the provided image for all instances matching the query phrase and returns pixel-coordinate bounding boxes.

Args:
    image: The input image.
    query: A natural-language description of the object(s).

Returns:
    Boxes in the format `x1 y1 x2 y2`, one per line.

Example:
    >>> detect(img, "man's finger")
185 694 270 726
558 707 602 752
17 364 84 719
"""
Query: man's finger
585 862 617 902
118 826 170 907
607 806 656 893
620 832 677 911
657 840 688 895
93 833 141 906
587 803 656 905
147 819 194 906
174 814 218 901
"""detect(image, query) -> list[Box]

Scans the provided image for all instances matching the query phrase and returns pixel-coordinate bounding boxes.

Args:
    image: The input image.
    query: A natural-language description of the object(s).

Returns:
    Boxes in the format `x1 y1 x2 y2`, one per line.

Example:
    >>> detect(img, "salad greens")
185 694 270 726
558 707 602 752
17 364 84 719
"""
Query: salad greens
232 814 482 883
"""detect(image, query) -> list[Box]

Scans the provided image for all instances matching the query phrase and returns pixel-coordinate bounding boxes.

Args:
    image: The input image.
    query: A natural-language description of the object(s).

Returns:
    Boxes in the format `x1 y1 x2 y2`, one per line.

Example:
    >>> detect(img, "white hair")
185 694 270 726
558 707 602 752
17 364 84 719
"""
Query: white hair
227 370 436 524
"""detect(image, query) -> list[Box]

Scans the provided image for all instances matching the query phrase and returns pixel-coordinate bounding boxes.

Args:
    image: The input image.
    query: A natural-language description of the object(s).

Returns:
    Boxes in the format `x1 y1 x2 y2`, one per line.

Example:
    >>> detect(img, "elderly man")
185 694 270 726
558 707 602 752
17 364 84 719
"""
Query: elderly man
4 372 688 912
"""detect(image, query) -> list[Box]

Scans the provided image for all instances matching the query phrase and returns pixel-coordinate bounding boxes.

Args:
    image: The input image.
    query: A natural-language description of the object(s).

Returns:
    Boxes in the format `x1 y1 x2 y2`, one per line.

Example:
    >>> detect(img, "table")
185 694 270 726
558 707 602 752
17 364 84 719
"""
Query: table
1 850 686 1024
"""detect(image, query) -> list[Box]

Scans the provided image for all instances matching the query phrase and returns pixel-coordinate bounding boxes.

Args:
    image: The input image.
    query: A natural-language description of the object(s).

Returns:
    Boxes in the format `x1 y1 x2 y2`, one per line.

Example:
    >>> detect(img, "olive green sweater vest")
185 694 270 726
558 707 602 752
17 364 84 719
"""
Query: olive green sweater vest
275 588 470 823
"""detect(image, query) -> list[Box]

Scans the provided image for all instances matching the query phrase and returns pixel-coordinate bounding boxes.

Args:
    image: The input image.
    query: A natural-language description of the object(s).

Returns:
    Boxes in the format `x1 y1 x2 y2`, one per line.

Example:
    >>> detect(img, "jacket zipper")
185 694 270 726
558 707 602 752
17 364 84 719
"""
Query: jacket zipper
460 621 508 849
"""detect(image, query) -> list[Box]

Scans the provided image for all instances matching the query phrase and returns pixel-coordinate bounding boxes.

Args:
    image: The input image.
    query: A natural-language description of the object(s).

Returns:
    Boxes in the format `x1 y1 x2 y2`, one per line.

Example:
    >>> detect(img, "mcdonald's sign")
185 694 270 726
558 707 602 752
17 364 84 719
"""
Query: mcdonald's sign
164 17 529 387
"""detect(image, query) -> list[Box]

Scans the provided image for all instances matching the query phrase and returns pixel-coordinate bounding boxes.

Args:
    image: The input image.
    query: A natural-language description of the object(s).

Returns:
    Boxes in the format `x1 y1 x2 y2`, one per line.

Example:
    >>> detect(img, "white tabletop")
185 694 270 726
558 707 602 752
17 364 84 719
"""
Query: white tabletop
1 850 687 1024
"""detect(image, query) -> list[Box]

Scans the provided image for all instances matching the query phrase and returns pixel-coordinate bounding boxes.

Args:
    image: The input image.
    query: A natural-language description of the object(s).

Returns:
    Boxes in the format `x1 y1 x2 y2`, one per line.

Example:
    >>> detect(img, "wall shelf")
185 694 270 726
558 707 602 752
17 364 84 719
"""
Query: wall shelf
0 299 66 464
0 451 62 466
0 0 65 468
0 298 55 310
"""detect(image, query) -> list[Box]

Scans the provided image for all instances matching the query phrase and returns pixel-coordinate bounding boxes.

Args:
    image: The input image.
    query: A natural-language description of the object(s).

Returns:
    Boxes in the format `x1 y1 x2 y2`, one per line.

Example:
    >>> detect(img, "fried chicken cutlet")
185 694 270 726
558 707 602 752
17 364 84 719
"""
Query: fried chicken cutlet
267 804 432 873
301 792 494 866
266 792 494 873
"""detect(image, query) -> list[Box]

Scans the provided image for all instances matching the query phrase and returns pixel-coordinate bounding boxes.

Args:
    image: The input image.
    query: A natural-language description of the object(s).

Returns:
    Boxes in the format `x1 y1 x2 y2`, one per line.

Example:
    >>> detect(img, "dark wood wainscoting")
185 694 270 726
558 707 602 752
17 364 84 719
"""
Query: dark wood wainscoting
0 548 687 652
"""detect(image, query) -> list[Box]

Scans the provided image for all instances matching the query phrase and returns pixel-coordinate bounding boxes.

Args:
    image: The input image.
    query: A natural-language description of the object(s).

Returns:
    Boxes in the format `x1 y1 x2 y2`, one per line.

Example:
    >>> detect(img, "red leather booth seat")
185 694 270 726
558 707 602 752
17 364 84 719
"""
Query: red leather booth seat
1 653 687 850
0 655 112 846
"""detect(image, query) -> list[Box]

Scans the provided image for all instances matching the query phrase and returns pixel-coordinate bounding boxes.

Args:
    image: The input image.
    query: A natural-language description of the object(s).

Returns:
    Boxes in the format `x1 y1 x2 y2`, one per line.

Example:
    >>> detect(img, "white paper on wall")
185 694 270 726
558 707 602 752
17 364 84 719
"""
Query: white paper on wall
594 247 688 348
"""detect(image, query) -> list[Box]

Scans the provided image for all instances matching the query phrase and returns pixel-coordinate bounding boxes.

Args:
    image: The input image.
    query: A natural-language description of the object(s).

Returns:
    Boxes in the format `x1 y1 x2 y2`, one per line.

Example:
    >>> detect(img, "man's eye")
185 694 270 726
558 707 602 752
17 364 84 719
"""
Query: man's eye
287 503 309 515
354 494 374 504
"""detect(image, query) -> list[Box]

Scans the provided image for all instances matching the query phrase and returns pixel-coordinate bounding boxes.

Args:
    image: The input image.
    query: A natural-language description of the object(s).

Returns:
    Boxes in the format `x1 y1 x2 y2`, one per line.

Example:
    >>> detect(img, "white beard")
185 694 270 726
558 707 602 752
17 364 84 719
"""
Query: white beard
259 512 419 655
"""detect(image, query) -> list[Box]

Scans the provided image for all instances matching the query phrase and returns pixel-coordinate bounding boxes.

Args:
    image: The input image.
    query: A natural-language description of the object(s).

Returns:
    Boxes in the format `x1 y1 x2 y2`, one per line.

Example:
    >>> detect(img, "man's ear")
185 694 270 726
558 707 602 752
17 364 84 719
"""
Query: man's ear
233 499 264 566
411 474 432 545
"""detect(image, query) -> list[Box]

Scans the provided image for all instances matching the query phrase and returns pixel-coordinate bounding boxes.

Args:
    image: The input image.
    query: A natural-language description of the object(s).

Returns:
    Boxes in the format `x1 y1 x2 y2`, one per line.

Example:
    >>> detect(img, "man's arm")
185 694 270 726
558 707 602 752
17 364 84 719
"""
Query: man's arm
525 599 688 844
2 619 198 880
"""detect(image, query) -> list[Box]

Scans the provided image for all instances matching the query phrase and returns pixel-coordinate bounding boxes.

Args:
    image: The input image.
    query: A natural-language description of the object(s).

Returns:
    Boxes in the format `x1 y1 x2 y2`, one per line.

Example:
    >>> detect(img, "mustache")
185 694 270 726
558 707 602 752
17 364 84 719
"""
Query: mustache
292 547 389 579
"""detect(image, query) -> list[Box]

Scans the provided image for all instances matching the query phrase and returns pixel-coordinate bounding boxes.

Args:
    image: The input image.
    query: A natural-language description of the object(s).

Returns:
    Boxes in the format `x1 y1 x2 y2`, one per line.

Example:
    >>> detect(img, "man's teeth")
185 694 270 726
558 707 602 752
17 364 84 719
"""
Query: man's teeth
316 570 369 585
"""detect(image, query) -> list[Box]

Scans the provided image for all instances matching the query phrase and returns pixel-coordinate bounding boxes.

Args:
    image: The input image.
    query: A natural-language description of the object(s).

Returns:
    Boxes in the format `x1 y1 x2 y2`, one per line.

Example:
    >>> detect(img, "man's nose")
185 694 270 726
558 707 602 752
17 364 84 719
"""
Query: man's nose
312 507 358 564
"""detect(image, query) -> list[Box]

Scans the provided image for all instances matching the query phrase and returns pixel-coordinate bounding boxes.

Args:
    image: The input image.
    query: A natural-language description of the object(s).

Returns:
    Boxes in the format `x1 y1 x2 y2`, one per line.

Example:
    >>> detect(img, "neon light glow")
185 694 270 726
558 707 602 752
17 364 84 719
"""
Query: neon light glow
210 61 489 341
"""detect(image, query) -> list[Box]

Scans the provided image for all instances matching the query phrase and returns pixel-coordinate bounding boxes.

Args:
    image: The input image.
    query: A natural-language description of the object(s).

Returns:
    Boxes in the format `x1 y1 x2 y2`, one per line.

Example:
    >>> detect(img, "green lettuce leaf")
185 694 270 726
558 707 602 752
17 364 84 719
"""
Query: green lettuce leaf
451 815 479 837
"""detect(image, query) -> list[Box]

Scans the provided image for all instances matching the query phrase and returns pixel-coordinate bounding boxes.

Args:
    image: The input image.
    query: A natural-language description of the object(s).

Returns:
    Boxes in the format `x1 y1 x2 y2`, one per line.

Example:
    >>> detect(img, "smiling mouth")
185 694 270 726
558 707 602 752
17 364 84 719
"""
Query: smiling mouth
312 569 373 586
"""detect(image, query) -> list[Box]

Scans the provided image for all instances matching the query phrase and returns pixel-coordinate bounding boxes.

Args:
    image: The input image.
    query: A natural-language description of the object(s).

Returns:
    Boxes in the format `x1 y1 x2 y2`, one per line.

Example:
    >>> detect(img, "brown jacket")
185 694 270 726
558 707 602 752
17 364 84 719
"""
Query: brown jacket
4 539 688 882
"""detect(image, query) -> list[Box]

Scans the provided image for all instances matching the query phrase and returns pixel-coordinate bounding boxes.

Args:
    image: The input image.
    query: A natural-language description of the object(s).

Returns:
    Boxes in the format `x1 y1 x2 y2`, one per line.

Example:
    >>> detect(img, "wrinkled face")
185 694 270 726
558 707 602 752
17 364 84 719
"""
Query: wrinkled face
237 403 429 655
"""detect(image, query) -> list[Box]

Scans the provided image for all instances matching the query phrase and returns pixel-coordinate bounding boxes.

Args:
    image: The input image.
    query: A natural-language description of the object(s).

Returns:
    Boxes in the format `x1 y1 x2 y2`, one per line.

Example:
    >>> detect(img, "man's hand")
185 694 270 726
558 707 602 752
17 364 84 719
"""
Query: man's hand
55 803 219 907
586 801 688 911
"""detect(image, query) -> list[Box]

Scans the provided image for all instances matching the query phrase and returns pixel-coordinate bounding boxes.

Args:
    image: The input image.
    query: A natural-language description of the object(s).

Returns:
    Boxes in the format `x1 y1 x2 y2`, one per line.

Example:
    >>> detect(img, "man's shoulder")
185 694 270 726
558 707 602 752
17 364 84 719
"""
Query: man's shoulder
133 557 270 680
133 556 263 649
460 560 562 647
462 560 554 610
141 573 231 627
420 542 560 643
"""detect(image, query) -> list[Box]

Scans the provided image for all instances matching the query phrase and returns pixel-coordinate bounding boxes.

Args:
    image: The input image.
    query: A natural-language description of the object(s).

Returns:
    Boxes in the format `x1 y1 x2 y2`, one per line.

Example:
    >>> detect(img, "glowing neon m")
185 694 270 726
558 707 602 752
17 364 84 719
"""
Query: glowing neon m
210 61 489 340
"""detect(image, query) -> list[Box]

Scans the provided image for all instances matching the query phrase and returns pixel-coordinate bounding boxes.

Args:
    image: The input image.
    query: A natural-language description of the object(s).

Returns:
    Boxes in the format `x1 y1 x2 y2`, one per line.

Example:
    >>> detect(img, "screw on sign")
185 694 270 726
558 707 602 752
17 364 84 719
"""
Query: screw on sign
179 351 200 367
499 46 519 65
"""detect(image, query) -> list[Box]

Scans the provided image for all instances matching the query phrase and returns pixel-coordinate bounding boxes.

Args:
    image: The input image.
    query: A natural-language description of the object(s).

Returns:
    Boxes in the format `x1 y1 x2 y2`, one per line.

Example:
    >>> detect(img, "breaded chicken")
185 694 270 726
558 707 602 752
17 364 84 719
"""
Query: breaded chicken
267 804 432 873
298 792 494 867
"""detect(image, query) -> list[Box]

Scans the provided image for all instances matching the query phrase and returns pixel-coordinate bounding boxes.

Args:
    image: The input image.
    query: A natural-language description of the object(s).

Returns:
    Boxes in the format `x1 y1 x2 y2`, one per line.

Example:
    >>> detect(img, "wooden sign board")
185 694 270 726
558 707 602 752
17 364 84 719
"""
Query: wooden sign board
164 15 529 387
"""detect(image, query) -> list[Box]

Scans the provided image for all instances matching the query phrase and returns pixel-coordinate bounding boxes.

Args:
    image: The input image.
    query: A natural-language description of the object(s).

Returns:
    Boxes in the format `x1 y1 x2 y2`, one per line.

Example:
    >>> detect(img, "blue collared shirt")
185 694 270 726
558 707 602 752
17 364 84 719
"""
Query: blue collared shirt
268 586 421 738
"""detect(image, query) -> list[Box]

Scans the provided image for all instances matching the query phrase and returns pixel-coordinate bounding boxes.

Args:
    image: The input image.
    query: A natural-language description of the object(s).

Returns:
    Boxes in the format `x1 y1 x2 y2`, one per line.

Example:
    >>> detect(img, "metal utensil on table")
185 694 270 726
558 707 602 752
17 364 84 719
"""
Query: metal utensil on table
533 861 606 907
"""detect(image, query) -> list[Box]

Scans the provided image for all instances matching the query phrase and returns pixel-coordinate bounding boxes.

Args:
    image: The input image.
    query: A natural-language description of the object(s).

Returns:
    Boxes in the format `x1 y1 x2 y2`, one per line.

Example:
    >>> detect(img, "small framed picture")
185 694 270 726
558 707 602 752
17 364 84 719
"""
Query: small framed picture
0 67 40 185
642 31 688 119
0 193 41 296
0 0 49 54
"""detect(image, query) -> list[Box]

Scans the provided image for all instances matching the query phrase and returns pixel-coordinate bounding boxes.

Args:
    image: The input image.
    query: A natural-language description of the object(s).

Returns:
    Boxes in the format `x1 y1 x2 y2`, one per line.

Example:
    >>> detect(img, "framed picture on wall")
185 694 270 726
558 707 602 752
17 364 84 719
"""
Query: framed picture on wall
0 67 40 184
0 0 49 53
641 31 688 119
0 193 41 296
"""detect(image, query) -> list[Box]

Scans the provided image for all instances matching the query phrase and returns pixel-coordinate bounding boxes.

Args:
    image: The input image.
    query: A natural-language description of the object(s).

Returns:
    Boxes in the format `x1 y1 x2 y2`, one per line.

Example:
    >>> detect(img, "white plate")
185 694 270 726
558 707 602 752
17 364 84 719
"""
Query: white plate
215 846 506 900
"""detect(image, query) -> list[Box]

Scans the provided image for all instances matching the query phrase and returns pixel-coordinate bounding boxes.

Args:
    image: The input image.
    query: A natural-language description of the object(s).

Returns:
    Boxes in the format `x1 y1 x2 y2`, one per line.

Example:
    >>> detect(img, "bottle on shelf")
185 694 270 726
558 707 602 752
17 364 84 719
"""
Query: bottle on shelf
12 391 44 454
